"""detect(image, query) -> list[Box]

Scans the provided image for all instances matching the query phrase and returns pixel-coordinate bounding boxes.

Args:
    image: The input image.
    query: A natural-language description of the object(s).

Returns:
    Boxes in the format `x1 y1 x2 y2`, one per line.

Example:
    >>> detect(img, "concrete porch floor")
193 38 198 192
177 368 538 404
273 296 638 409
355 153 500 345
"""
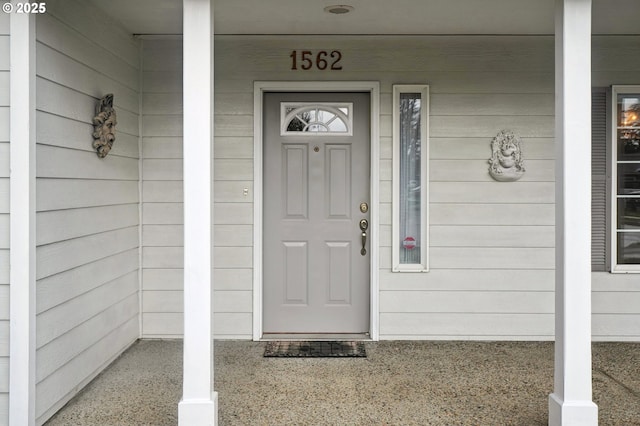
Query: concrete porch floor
45 340 640 425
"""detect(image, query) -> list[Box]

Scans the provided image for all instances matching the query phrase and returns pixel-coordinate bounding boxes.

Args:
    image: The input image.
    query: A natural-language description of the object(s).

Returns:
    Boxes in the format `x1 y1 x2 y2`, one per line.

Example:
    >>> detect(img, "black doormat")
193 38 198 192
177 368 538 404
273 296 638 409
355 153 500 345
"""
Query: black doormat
264 341 366 358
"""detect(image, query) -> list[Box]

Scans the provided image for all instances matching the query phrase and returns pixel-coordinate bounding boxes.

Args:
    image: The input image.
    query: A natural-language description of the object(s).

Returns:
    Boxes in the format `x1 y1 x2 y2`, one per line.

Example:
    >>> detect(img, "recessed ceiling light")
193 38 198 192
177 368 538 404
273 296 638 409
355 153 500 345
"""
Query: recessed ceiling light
324 5 354 14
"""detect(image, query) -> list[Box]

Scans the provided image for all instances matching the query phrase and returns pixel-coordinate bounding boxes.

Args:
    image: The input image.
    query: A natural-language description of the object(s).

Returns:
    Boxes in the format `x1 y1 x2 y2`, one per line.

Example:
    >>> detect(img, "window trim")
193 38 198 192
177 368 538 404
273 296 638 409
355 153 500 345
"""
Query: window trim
610 85 640 273
392 85 429 272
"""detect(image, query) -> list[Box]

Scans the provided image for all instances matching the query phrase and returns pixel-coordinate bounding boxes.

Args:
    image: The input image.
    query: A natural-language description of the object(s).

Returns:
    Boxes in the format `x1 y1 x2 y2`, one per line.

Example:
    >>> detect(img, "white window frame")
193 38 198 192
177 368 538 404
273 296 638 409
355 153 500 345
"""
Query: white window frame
392 85 429 272
611 85 640 273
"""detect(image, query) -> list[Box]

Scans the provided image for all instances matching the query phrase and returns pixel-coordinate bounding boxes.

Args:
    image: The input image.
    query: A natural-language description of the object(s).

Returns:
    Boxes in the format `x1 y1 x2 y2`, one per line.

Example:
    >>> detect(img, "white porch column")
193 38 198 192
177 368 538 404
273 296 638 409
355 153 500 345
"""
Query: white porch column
549 0 598 425
9 9 36 426
178 0 217 425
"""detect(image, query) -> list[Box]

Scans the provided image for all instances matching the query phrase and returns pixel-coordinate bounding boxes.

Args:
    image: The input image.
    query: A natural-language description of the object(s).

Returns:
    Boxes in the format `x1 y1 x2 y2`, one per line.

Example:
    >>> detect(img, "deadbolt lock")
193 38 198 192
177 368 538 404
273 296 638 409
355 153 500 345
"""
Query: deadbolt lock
359 202 369 213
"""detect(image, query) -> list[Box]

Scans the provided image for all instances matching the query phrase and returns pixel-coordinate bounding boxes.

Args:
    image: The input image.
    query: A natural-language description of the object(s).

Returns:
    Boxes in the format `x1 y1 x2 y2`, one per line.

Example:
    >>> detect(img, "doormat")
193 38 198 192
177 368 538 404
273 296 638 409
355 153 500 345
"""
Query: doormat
263 341 366 358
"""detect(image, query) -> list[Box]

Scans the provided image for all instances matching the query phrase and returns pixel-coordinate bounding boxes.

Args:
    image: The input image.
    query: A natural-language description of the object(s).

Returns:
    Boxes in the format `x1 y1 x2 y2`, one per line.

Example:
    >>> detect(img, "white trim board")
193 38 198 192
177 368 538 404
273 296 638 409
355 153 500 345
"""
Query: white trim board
9 11 37 426
253 81 381 341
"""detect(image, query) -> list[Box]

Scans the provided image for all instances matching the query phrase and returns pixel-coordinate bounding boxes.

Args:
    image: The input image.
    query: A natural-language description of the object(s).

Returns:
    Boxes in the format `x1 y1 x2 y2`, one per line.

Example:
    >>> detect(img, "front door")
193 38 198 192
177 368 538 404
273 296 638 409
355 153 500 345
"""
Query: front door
263 92 370 335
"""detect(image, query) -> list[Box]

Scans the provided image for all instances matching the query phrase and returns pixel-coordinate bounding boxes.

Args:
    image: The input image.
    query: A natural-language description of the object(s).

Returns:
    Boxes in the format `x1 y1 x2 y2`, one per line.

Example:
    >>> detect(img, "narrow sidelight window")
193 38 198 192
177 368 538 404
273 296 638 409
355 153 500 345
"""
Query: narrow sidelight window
392 85 429 272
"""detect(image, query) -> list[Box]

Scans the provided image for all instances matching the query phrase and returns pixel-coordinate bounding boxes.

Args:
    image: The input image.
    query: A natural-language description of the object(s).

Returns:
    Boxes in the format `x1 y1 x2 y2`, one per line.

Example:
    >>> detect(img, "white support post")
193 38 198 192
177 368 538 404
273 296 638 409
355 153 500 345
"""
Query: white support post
9 8 36 426
549 0 598 425
178 0 217 425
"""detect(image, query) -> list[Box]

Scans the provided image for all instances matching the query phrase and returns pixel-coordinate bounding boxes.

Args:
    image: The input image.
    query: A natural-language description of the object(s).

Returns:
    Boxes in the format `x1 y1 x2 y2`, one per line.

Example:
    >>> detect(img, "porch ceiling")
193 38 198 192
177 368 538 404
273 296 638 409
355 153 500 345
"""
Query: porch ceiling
89 0 640 36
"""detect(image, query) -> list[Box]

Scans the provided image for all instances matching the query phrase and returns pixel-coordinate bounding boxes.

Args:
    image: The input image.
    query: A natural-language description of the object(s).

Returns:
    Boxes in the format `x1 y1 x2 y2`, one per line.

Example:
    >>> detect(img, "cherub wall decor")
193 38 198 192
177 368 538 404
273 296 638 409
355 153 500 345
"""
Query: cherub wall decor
488 130 525 182
92 94 117 158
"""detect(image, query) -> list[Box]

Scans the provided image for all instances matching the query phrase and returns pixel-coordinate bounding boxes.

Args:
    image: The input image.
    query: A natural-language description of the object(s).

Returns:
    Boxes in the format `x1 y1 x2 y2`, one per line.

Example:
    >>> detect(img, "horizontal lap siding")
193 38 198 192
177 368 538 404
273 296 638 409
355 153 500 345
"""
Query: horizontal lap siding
210 38 253 339
141 38 253 338
205 35 557 340
219 37 549 338
35 1 140 423
140 39 184 338
593 272 640 341
139 35 640 341
216 35 556 341
0 13 8 426
364 36 555 339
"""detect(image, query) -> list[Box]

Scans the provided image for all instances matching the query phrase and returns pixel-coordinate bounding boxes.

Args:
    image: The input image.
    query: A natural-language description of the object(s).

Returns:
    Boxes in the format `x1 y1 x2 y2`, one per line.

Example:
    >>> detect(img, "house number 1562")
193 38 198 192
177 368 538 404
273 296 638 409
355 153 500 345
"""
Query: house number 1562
290 50 343 71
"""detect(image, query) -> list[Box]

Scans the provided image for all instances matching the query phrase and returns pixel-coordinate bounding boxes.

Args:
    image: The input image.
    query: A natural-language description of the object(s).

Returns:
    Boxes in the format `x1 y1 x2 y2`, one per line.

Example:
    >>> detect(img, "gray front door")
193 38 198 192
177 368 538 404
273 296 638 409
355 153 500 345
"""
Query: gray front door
263 92 370 334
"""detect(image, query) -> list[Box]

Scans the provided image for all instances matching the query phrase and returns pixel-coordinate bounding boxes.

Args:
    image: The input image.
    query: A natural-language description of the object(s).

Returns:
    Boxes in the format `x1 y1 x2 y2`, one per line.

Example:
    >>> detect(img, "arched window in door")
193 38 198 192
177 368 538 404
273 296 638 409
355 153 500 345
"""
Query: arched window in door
281 103 352 135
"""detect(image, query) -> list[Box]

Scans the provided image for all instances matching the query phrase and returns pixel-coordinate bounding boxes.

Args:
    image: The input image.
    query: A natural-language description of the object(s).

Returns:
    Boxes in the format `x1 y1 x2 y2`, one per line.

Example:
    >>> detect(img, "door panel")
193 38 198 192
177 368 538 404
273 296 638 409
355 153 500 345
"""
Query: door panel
263 92 370 334
326 145 351 218
283 145 308 219
326 241 352 304
283 241 308 305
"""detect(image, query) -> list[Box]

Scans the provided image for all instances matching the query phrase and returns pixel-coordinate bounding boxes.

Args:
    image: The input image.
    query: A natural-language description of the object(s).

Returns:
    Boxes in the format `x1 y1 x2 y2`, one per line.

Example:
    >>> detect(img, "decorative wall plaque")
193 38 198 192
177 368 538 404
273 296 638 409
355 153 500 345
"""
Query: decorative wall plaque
92 94 117 158
488 130 525 182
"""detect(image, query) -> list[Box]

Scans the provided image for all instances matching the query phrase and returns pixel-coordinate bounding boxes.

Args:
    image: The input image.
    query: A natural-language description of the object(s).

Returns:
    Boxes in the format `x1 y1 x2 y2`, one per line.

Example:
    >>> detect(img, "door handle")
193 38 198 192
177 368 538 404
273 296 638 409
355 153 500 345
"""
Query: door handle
359 219 368 256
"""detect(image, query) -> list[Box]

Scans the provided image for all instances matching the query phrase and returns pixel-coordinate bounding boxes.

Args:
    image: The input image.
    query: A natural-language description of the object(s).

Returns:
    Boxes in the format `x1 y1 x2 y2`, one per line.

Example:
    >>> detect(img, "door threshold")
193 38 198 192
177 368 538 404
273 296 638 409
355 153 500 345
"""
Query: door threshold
261 333 371 341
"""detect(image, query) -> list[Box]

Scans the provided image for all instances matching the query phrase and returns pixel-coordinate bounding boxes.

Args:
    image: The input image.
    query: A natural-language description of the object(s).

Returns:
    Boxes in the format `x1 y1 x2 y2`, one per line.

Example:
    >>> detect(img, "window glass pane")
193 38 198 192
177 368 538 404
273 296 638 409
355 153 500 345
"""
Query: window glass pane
399 93 422 264
616 163 640 195
326 115 347 132
617 95 640 161
617 232 640 264
287 116 307 132
617 199 640 229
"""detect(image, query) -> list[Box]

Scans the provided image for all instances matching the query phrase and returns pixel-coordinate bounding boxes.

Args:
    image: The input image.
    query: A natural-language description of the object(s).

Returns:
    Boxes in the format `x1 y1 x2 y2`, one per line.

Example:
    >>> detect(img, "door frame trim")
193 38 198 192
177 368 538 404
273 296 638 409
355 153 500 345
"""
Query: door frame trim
253 81 380 341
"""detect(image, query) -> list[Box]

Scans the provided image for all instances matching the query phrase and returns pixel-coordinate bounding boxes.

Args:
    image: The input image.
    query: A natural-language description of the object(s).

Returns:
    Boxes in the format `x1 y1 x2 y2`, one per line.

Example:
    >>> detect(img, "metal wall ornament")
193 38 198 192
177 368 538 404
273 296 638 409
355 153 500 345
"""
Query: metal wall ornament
92 94 117 158
488 129 525 182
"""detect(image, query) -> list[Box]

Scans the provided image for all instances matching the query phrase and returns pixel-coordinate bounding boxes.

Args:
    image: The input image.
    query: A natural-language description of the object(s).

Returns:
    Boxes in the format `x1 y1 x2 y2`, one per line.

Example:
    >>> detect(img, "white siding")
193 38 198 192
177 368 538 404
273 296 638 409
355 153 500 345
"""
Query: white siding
34 1 140 423
138 36 557 339
376 38 555 339
140 38 185 338
214 35 557 340
140 38 254 338
0 12 9 426
138 34 640 341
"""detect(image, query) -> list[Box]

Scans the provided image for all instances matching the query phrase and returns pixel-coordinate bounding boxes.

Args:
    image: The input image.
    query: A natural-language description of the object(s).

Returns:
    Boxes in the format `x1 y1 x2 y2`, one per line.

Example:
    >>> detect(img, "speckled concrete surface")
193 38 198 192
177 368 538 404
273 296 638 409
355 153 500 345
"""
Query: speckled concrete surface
45 340 640 425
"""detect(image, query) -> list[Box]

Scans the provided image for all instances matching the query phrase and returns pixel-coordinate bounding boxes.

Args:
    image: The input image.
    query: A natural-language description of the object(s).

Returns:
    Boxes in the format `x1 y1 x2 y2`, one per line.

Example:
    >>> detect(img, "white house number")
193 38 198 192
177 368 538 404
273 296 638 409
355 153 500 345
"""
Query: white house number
290 50 343 71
